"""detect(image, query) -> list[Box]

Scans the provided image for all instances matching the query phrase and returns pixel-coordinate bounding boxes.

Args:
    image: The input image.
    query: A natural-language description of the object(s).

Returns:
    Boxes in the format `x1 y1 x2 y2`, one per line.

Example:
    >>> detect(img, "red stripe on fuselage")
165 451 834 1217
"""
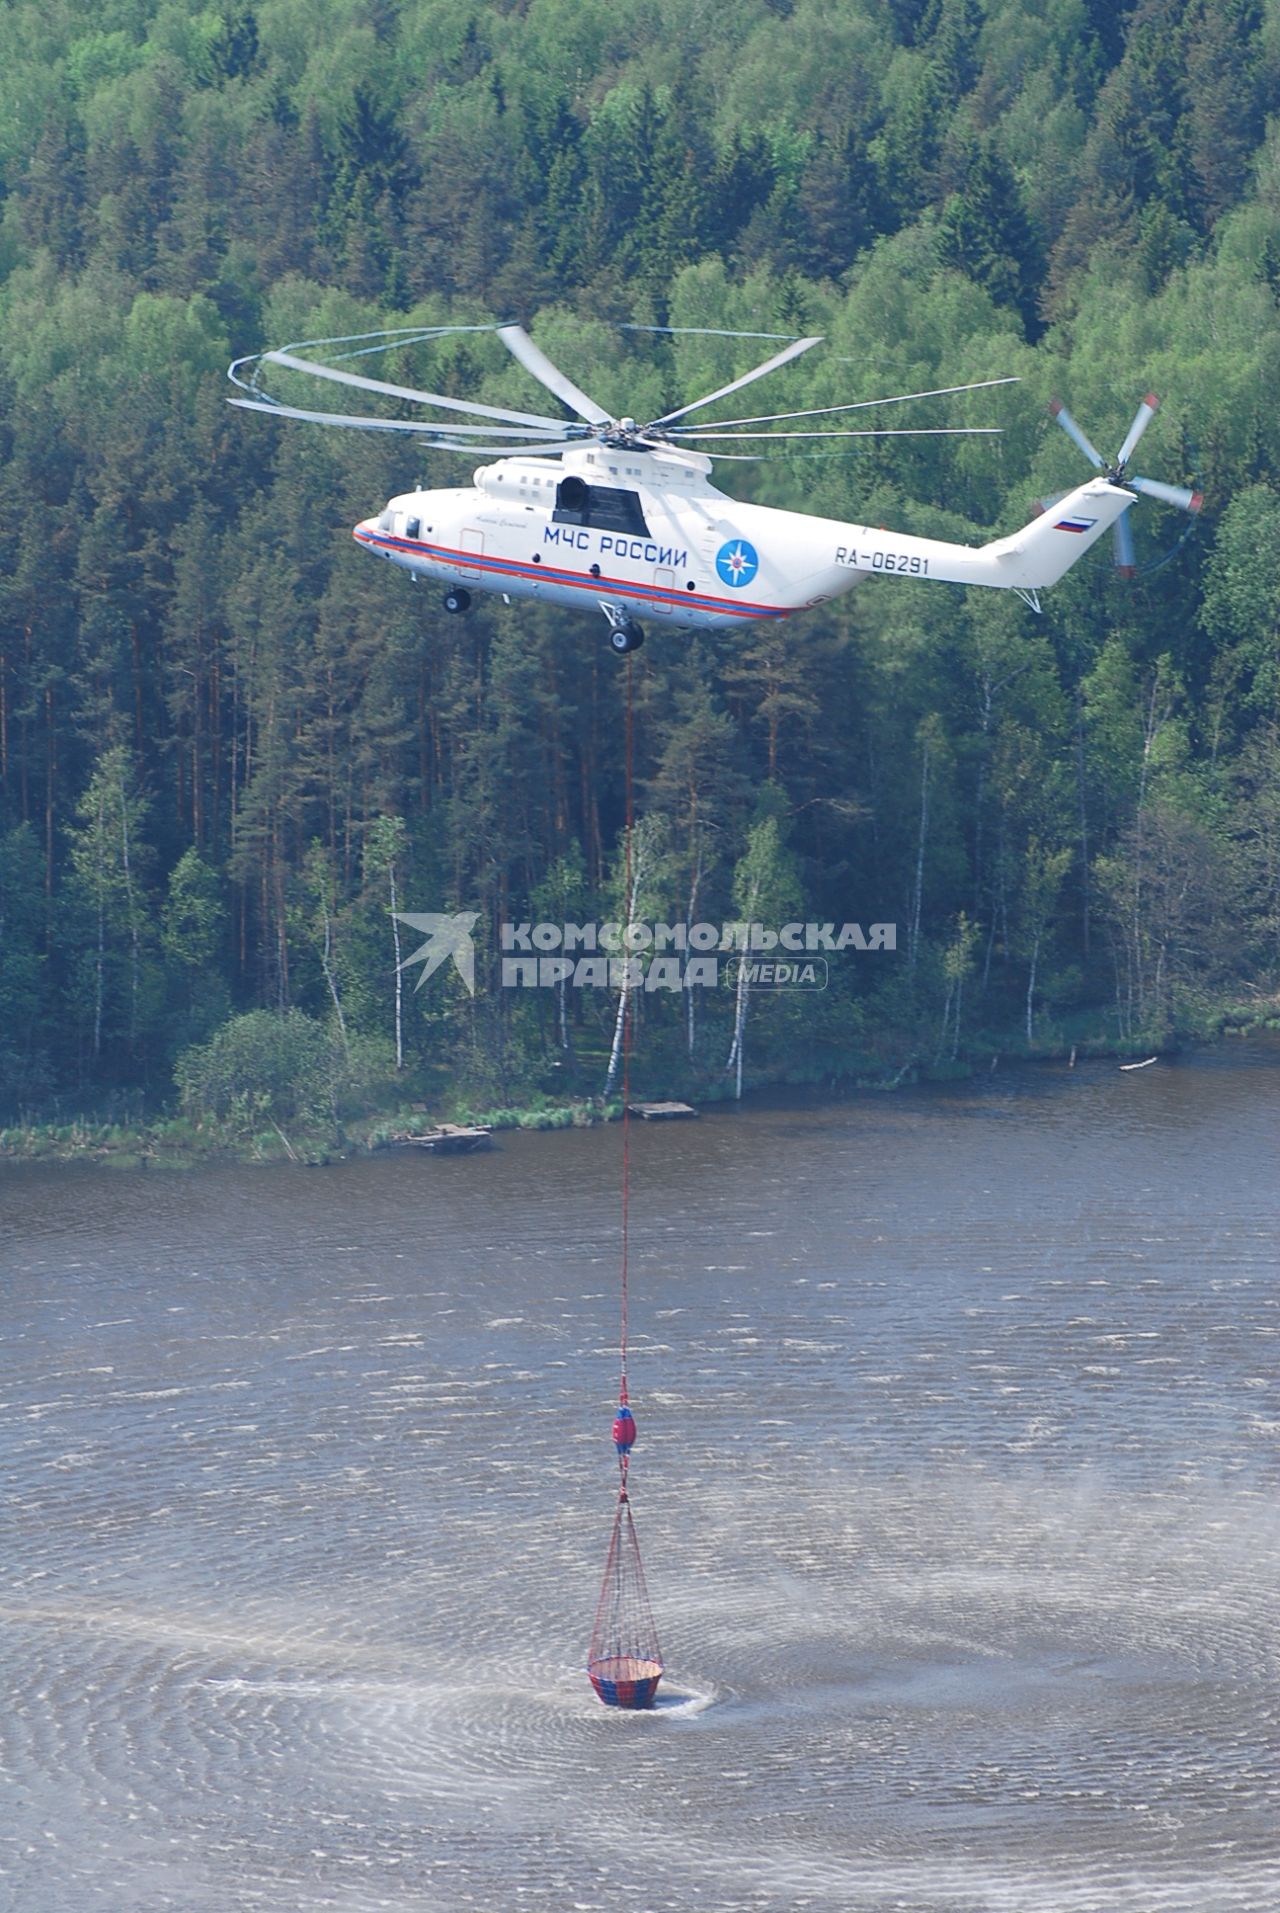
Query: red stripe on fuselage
353 528 787 619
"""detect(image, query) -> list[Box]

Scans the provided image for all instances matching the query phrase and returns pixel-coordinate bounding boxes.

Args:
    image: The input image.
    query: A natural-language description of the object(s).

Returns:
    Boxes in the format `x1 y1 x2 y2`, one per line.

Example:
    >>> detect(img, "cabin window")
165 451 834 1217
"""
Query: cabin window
405 517 421 539
553 476 651 538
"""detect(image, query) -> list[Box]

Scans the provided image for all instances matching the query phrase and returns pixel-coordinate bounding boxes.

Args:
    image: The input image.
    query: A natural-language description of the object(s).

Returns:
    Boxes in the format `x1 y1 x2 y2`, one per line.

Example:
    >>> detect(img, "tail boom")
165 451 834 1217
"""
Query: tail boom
806 476 1136 604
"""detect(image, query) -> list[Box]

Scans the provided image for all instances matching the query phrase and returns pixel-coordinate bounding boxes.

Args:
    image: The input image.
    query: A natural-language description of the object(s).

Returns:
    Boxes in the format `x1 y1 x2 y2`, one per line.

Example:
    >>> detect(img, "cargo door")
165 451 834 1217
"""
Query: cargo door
651 566 675 615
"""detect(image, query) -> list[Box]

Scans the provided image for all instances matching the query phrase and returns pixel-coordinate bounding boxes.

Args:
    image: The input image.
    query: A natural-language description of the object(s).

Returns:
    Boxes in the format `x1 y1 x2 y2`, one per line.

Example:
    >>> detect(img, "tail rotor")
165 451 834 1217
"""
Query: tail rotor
1048 392 1203 580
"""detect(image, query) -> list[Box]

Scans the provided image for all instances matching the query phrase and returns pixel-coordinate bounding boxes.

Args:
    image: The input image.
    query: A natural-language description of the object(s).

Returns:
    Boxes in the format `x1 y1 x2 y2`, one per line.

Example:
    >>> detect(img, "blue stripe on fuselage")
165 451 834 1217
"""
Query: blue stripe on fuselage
352 529 785 619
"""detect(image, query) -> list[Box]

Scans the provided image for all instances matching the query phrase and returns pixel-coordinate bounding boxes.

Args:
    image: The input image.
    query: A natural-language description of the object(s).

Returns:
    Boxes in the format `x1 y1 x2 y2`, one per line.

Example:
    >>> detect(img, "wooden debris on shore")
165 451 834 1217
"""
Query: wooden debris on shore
627 1101 699 1120
391 1123 493 1153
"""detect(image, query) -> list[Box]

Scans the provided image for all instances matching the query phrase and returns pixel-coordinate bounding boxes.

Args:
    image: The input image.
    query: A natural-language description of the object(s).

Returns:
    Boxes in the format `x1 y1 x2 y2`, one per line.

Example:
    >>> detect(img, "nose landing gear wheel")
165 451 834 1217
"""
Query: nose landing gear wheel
608 621 645 655
443 587 472 614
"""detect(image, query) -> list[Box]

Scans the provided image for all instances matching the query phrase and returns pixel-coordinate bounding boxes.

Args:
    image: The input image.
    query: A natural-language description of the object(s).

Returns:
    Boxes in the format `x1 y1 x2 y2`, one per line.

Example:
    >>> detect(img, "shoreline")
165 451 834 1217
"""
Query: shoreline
4 1005 1277 1171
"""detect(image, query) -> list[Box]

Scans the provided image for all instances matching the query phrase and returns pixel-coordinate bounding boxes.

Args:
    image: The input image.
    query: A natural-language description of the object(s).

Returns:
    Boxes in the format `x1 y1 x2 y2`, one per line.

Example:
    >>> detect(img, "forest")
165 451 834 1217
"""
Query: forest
2 0 1280 1145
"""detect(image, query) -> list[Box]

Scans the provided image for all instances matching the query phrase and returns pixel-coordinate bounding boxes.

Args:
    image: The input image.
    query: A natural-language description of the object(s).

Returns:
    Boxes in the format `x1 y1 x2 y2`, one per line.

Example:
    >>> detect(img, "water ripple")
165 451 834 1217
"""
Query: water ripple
2 1048 1278 1910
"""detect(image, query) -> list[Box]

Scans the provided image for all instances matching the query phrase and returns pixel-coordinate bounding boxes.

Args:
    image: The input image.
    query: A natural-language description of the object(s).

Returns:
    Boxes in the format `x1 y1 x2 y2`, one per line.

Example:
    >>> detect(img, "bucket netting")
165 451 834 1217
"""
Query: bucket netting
586 1490 663 1709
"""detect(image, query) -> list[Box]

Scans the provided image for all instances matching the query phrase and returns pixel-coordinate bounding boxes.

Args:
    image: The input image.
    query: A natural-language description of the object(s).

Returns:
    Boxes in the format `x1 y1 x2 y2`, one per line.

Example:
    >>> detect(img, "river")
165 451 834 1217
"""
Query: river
2 1044 1277 1912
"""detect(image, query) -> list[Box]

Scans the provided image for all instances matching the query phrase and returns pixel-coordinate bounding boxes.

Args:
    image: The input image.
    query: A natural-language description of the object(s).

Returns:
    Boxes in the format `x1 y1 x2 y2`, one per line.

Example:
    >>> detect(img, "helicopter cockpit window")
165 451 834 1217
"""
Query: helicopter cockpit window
554 476 650 538
405 517 421 539
378 510 394 532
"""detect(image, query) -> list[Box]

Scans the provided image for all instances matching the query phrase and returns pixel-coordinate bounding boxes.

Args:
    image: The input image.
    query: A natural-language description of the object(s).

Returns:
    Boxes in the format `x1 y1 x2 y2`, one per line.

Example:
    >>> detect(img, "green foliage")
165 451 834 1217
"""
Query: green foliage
161 845 229 1052
175 1007 395 1135
62 744 159 1068
1 0 1279 1121
162 846 223 972
1200 483 1280 728
0 822 49 1109
175 1007 332 1126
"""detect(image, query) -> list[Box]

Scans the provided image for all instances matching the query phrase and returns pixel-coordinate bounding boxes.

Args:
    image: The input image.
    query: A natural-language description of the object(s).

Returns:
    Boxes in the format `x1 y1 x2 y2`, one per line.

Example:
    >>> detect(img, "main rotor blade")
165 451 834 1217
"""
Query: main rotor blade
232 397 477 435
496 325 612 426
1129 474 1204 513
668 426 1002 441
1117 393 1159 468
1049 398 1105 469
647 335 823 429
662 376 1020 432
619 323 802 340
232 399 582 453
1114 511 1137 578
263 349 572 432
424 439 586 456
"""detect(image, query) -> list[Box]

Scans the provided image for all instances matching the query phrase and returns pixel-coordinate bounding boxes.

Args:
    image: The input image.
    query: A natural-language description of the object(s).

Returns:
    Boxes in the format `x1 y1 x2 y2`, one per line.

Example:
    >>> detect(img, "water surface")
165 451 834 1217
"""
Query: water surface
2 1047 1278 1910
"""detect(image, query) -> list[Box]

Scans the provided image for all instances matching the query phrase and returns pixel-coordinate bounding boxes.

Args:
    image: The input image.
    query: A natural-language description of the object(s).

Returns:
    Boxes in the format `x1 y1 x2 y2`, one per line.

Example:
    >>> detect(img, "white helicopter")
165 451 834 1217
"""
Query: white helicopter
229 324 1202 655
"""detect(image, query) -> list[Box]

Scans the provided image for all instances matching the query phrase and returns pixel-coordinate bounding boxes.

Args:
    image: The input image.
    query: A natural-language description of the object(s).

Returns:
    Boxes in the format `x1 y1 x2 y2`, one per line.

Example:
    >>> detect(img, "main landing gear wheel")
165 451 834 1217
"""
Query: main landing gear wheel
608 621 645 655
443 587 471 614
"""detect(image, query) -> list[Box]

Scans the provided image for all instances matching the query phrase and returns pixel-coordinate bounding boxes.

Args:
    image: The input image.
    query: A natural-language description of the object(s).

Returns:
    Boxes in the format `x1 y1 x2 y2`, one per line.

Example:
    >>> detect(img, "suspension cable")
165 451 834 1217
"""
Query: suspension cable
618 655 634 1488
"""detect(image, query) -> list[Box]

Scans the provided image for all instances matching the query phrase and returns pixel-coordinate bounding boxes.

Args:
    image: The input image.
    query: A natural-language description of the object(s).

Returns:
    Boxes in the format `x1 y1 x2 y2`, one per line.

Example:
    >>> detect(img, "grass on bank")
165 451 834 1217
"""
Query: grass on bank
4 994 1278 1168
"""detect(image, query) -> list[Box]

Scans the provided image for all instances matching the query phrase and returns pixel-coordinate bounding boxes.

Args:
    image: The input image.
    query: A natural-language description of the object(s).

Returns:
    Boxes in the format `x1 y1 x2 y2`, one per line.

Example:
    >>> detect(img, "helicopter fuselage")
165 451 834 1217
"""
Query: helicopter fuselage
352 442 1135 641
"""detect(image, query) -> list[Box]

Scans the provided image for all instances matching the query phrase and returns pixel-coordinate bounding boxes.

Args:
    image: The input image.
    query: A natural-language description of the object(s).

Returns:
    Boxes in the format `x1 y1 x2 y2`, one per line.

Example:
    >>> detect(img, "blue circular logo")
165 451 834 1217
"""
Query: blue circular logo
715 538 759 589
